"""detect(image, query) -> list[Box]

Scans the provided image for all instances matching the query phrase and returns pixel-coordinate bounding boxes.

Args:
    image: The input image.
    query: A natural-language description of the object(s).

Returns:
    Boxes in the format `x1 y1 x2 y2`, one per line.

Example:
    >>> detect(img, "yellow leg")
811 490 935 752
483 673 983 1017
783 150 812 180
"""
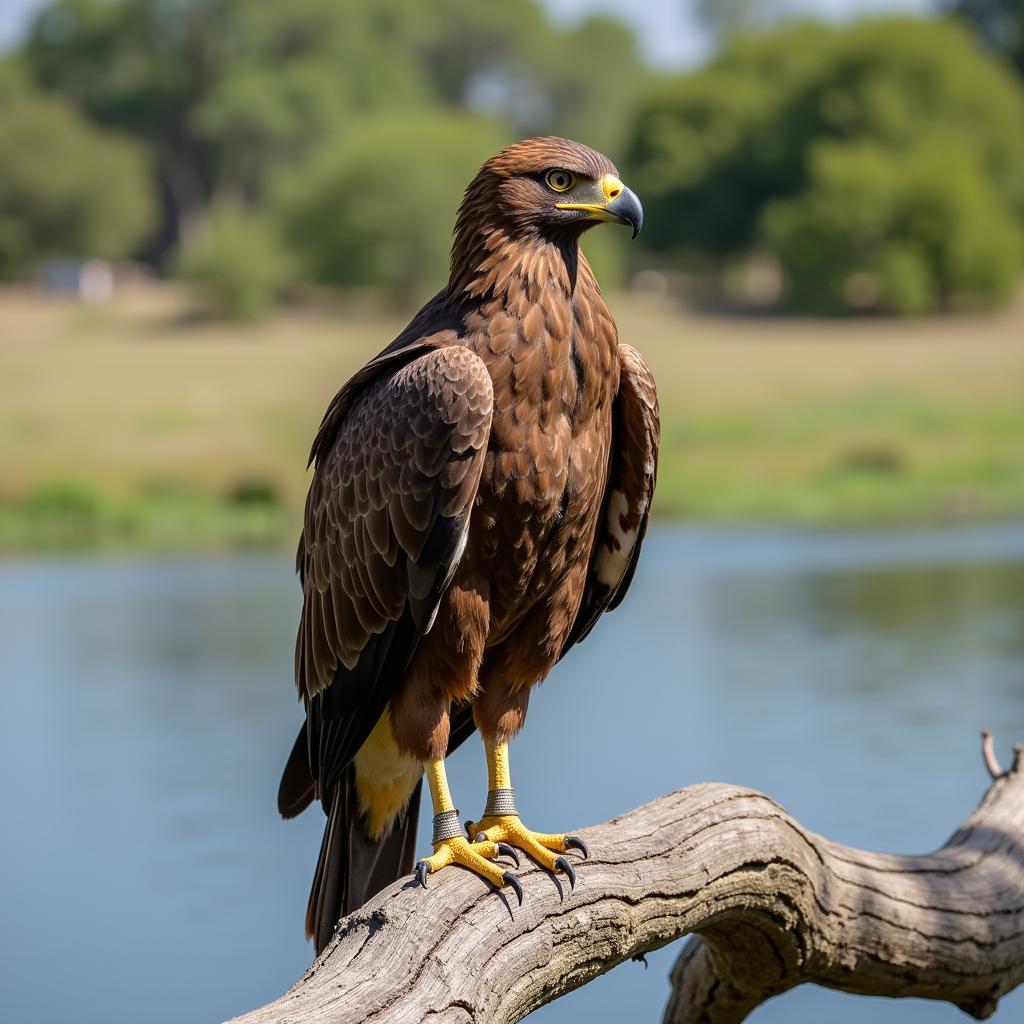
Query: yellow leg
465 739 589 890
414 757 523 903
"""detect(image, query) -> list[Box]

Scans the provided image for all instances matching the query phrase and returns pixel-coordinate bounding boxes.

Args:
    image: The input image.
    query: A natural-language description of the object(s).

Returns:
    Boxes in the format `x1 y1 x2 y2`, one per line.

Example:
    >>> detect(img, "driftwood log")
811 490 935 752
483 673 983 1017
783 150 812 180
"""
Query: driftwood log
230 733 1024 1024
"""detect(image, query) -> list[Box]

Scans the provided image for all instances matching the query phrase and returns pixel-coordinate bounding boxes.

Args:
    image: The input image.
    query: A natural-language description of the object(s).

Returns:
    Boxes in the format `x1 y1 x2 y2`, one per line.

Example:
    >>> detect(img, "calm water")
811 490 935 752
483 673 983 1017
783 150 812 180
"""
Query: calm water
2 524 1023 1024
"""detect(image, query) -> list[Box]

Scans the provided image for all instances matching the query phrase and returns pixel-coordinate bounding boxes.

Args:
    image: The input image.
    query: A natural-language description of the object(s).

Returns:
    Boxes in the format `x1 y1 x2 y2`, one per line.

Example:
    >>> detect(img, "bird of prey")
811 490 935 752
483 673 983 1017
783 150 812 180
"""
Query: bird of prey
278 136 659 954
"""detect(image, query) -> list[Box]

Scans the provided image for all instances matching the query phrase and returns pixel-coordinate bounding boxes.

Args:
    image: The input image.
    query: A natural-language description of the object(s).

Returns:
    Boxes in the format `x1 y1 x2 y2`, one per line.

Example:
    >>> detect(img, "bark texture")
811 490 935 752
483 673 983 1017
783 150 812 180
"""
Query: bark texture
229 736 1024 1024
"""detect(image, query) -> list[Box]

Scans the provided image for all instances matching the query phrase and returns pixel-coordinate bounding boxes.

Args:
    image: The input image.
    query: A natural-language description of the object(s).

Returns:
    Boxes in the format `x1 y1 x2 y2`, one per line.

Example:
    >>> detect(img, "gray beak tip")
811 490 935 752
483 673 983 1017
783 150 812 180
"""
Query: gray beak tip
605 186 643 239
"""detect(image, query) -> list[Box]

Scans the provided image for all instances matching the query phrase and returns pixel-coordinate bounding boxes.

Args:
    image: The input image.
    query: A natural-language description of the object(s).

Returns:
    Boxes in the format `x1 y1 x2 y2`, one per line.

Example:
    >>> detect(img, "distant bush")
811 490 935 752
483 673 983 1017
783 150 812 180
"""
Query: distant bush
628 18 1024 313
278 112 508 305
760 141 1021 313
0 91 156 279
226 477 281 508
17 479 116 549
175 205 296 321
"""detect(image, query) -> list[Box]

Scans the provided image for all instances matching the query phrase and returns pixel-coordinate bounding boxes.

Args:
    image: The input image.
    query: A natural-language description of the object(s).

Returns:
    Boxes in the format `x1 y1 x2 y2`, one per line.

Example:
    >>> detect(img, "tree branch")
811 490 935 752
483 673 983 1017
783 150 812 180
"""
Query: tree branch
228 734 1024 1024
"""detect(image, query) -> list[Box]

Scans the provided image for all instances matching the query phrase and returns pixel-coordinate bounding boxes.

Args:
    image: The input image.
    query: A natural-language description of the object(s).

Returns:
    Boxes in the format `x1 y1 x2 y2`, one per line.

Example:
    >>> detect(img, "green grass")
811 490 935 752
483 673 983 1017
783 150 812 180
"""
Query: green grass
0 477 290 553
1 283 1022 552
655 393 1024 524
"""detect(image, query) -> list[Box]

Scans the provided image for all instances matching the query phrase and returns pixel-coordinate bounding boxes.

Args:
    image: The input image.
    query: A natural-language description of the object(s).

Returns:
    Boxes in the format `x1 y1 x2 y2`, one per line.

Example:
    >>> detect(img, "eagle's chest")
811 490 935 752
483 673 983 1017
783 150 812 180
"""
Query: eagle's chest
462 288 619 621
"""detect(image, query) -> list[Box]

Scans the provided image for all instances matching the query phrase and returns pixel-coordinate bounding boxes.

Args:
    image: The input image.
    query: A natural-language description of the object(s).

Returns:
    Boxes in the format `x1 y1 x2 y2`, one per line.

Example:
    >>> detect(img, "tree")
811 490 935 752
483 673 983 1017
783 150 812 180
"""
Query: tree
278 112 509 305
0 87 156 280
174 204 296 320
694 0 788 44
537 16 651 156
23 0 433 253
944 0 1024 74
627 17 1024 312
22 0 648 267
760 140 1021 313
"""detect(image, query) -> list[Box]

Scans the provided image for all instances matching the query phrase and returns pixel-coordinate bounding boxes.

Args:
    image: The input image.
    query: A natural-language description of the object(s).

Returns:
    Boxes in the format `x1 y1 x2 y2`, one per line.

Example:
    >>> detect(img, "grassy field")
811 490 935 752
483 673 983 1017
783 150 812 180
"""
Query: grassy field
1 283 1023 551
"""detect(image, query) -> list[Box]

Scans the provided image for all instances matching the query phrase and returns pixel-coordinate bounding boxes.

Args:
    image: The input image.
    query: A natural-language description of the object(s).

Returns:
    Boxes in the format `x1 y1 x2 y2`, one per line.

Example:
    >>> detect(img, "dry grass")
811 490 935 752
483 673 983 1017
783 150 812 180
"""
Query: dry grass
1 282 1022 548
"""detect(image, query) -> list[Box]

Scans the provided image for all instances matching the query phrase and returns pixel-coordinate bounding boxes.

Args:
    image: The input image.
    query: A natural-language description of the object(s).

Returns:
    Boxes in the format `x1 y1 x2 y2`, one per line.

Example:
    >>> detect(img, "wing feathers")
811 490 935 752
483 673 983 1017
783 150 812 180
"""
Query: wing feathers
561 343 659 654
296 344 493 804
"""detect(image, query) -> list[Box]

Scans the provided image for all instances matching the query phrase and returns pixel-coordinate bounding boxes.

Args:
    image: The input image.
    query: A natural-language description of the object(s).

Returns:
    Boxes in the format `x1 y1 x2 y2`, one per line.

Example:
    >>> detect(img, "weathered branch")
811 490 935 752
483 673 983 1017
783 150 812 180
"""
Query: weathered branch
229 734 1024 1024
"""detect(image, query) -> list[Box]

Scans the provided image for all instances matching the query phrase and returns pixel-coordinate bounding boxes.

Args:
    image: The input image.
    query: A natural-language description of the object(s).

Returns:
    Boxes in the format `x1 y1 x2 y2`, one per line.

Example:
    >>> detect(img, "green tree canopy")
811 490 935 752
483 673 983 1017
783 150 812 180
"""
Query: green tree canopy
760 139 1021 313
627 17 1024 312
278 112 509 305
174 204 296 320
24 0 647 260
944 0 1024 74
694 0 789 44
0 86 156 280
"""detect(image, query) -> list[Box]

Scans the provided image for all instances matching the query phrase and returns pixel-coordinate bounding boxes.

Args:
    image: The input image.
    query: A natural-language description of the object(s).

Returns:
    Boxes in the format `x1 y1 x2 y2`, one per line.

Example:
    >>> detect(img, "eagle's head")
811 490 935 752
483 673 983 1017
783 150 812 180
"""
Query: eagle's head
457 136 643 244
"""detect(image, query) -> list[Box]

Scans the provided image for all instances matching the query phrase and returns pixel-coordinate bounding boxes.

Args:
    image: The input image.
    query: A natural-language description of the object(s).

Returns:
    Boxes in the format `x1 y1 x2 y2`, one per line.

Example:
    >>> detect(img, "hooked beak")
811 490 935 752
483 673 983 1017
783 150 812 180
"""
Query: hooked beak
556 173 644 238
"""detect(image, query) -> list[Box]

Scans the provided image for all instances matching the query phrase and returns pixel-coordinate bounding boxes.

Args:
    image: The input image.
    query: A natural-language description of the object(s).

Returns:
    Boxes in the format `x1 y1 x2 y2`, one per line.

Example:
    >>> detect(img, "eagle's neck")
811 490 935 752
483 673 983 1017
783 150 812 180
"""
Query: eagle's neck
448 221 583 306
448 213 617 438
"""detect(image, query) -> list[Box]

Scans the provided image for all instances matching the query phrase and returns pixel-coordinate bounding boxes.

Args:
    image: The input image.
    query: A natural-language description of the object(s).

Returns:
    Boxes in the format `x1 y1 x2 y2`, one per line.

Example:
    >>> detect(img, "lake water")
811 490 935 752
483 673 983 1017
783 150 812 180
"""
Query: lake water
2 524 1023 1024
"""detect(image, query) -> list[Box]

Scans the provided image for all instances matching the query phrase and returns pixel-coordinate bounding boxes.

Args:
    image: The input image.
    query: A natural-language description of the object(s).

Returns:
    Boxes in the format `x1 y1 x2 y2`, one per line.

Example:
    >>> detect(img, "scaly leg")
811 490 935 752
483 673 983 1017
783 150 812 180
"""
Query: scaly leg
414 757 523 904
465 739 589 890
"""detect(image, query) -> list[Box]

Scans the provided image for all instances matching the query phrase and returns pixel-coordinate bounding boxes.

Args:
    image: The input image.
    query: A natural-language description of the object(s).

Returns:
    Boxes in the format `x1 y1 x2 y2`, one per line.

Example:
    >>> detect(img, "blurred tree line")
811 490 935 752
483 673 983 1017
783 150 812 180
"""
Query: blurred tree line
945 0 1024 73
0 0 1023 316
632 15 1024 313
1 0 646 314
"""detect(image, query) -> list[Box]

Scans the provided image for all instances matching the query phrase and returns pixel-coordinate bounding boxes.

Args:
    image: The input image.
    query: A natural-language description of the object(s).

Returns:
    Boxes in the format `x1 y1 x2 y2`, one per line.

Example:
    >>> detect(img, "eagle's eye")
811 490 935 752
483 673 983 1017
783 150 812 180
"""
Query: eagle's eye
545 169 575 193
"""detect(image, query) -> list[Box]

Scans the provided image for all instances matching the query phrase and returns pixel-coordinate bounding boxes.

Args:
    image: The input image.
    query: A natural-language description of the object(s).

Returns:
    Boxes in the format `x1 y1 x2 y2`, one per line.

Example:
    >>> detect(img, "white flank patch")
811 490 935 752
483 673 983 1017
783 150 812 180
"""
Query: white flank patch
595 490 636 587
424 521 470 634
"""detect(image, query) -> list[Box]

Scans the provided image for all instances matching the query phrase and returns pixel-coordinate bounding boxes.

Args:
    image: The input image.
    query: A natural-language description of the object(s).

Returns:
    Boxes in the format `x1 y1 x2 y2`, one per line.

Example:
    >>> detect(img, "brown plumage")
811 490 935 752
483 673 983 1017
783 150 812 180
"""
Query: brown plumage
278 137 659 953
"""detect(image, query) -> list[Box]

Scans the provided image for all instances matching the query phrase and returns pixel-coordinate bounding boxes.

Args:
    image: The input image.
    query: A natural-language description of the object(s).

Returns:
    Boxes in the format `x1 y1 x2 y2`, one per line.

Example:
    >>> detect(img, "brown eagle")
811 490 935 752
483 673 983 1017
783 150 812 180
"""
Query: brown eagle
278 136 659 954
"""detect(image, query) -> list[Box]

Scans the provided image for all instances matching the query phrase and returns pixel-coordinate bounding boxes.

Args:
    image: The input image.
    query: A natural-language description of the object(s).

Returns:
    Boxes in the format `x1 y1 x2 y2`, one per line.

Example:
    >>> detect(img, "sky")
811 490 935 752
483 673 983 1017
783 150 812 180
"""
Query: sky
1 0 934 68
547 0 933 66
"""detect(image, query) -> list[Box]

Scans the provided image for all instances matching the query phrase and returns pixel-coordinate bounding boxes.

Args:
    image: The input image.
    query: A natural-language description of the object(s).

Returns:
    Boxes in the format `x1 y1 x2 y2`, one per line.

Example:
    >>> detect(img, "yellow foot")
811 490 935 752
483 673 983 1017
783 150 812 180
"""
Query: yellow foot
414 836 524 904
464 815 590 890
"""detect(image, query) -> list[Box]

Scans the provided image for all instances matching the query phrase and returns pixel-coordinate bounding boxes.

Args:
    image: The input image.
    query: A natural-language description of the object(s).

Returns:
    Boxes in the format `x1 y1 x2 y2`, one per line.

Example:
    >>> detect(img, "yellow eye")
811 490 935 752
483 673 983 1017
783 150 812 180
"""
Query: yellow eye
545 169 575 193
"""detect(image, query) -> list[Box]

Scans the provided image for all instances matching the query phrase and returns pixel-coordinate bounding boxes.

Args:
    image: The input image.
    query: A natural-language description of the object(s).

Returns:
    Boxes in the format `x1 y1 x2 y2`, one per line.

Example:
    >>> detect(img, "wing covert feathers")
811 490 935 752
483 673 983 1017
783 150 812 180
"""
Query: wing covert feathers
296 345 493 701
562 343 659 652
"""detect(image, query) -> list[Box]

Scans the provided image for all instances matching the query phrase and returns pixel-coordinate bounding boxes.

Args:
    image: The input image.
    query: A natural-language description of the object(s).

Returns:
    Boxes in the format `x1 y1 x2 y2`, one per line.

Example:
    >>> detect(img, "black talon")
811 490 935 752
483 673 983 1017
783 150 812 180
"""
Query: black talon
565 835 590 860
496 842 520 867
503 871 524 906
474 832 487 844
555 856 576 891
415 861 429 889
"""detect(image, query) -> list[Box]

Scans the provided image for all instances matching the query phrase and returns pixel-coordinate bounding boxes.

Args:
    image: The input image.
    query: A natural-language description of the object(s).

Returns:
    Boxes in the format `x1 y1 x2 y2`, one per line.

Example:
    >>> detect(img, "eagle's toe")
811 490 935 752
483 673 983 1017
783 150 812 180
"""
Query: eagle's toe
414 835 521 894
466 815 587 888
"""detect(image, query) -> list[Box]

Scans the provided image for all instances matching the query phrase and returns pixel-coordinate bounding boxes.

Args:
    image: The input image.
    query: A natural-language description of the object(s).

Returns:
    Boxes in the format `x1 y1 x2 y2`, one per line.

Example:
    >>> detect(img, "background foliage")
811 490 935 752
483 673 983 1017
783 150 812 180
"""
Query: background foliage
0 0 1022 541
628 17 1024 312
278 113 510 304
2 0 1023 315
0 65 155 279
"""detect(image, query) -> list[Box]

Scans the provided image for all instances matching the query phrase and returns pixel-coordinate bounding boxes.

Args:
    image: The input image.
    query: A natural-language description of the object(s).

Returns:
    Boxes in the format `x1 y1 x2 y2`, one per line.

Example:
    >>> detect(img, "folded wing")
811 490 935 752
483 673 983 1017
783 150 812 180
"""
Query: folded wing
562 343 659 653
294 343 494 807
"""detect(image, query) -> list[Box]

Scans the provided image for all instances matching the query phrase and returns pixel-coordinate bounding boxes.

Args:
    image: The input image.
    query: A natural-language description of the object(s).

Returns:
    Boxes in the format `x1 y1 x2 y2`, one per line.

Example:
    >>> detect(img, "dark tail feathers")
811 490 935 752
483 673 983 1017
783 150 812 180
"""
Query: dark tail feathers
305 766 422 955
278 722 315 819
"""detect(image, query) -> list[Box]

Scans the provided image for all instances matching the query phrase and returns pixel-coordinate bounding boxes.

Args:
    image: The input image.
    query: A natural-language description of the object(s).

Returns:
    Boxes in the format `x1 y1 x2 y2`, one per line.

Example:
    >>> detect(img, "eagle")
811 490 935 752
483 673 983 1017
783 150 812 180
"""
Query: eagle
278 136 659 954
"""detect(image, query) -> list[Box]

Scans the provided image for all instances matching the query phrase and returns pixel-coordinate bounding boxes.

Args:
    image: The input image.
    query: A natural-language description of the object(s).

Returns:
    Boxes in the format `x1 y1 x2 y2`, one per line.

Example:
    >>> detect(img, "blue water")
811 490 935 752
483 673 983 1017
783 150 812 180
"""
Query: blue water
1 523 1023 1023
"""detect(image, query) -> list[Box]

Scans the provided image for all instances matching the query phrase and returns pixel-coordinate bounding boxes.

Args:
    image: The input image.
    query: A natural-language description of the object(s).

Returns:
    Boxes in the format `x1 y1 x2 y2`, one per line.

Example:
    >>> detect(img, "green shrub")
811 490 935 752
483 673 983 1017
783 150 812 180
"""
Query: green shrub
627 17 1024 313
18 479 116 549
278 112 508 305
759 141 1021 313
175 205 296 321
0 91 156 279
226 477 281 508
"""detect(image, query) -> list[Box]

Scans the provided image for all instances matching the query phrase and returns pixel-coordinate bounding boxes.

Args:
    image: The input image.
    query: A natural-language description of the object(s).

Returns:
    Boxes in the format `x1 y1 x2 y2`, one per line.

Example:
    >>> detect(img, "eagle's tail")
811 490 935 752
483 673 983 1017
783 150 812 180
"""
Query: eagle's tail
305 767 422 955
